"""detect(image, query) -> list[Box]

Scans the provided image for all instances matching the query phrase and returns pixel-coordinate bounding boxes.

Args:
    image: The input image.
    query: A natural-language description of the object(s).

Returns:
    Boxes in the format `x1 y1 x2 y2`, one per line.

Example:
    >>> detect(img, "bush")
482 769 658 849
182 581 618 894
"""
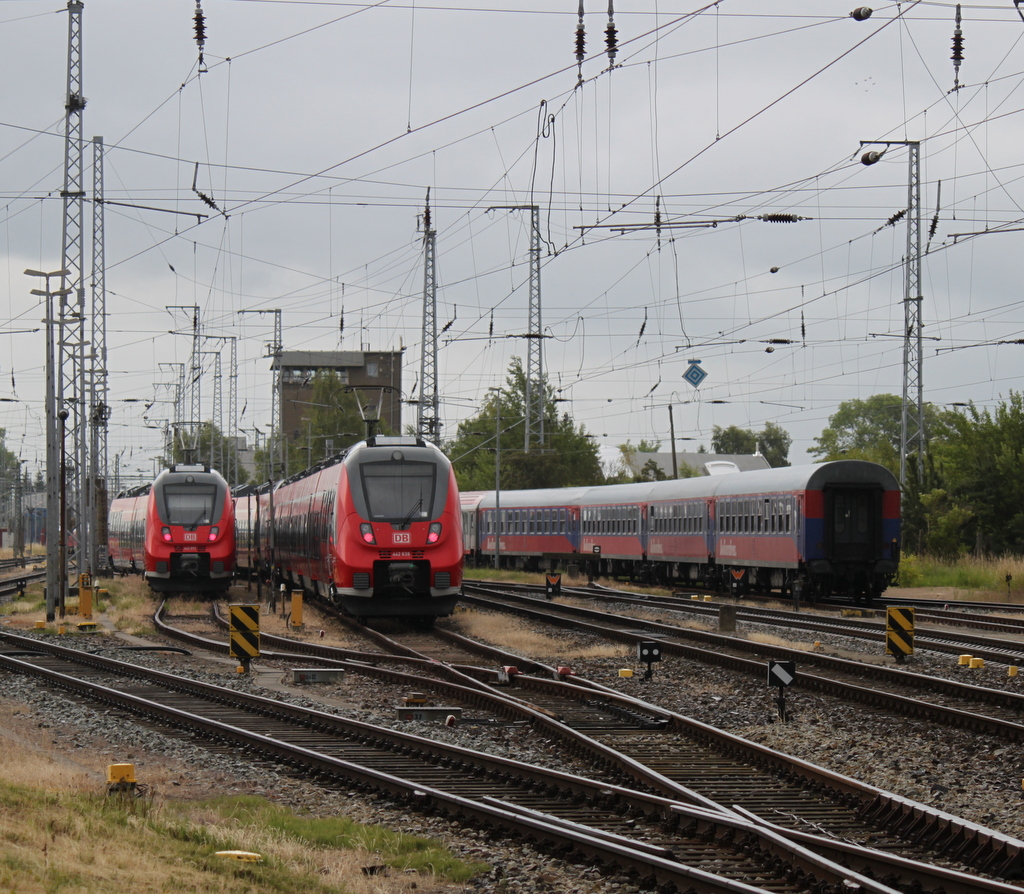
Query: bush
895 553 922 587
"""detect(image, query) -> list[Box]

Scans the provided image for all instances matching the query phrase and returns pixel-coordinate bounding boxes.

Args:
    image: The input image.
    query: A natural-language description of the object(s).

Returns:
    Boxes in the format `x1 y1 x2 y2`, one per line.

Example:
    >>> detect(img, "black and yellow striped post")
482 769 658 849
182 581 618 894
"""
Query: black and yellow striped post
885 606 914 664
229 603 260 673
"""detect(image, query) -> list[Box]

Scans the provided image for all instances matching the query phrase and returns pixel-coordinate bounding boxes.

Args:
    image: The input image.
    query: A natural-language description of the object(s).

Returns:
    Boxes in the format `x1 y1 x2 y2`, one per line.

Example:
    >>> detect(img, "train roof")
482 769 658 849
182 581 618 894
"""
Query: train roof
706 460 900 497
471 460 899 509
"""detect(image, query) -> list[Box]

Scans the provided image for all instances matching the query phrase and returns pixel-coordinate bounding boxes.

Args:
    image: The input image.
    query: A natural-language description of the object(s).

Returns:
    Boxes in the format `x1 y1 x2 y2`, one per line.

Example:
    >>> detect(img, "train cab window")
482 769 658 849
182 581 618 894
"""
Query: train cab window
162 483 218 527
360 461 437 524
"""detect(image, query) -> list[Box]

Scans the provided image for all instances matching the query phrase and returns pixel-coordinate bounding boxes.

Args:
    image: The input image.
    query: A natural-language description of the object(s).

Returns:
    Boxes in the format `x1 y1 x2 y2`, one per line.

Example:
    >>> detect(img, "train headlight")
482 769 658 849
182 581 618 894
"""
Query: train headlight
208 526 219 542
161 526 171 542
427 522 441 544
359 523 376 545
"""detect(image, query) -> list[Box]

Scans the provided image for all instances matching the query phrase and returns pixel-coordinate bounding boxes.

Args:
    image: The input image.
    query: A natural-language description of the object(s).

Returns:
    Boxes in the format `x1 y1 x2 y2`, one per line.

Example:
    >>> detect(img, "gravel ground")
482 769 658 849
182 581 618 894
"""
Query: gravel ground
2 598 1024 893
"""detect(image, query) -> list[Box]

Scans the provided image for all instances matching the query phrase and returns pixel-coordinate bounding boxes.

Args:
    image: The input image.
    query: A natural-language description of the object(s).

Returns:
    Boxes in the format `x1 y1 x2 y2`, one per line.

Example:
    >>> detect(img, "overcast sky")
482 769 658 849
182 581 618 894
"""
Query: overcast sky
1 0 1023 484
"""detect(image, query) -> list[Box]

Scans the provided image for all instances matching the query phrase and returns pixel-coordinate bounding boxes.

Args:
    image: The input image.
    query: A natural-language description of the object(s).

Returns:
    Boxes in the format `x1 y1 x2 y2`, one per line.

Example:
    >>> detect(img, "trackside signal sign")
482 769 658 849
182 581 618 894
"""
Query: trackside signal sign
229 604 260 660
886 606 914 659
767 660 796 688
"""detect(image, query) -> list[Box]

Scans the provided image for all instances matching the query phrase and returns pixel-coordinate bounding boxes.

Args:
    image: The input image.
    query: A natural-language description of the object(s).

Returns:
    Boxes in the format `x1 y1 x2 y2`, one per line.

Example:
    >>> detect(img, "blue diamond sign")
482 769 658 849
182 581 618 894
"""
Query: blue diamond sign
683 360 707 389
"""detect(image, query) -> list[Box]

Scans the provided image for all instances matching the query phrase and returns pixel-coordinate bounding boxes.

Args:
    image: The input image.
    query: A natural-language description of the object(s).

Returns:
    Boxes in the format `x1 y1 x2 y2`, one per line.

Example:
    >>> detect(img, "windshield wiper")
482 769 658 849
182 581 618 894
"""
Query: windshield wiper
401 496 423 528
186 508 207 531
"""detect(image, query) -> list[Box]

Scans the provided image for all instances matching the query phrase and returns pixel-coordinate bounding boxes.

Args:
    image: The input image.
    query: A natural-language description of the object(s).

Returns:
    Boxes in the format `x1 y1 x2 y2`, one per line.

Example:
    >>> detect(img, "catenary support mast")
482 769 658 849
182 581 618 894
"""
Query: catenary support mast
60 0 88 582
417 191 440 443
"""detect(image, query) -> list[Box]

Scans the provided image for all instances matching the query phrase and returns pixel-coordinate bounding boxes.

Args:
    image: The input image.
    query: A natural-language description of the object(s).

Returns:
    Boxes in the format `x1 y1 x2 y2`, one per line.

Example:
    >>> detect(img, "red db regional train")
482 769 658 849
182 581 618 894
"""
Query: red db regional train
462 460 900 604
108 464 236 596
236 436 463 622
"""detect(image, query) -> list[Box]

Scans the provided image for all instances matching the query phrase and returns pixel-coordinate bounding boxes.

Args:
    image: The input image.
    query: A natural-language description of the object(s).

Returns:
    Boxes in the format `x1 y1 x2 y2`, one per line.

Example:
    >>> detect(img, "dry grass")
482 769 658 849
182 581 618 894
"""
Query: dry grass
0 728 485 893
453 607 629 660
746 631 821 651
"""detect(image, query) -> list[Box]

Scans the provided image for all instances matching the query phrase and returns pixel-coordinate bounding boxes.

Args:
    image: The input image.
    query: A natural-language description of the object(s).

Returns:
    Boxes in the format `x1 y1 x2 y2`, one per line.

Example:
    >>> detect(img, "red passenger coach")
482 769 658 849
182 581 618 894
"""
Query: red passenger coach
109 464 235 596
107 486 149 574
241 436 463 622
463 460 900 605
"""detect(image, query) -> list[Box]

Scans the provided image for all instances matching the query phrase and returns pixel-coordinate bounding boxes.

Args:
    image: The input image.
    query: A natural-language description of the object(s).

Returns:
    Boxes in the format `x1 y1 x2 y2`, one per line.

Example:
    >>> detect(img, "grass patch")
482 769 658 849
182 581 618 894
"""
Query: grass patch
0 749 487 893
896 553 1024 597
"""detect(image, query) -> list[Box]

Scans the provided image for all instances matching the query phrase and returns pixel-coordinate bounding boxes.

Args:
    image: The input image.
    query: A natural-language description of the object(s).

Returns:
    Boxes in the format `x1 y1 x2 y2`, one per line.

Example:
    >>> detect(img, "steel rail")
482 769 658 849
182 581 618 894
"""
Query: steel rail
0 644 914 894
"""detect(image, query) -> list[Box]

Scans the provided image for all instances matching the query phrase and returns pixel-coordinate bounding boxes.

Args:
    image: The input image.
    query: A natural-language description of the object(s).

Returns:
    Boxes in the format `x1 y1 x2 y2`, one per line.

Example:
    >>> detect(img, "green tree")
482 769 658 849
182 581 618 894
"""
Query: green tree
711 425 756 455
607 439 674 482
445 358 603 490
932 394 1024 554
758 421 792 468
808 394 907 471
712 422 791 467
916 488 974 559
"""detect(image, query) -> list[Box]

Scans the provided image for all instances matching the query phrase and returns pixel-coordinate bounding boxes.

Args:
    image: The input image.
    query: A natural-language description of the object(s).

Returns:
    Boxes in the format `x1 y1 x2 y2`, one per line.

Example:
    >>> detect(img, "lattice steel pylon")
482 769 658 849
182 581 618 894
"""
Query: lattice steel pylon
524 204 543 453
168 305 201 461
902 141 925 486
488 204 544 452
417 191 440 443
861 140 924 486
239 309 283 478
90 135 109 572
200 350 223 471
60 0 88 582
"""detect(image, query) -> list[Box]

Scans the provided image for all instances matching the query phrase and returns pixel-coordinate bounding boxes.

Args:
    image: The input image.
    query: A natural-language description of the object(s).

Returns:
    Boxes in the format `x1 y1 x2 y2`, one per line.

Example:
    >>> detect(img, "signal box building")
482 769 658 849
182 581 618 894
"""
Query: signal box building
272 350 405 445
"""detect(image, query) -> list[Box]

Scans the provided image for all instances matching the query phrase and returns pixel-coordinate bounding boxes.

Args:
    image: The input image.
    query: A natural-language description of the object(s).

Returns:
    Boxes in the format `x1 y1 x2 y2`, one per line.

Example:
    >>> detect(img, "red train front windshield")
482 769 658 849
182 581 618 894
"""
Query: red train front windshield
360 462 437 524
162 484 218 525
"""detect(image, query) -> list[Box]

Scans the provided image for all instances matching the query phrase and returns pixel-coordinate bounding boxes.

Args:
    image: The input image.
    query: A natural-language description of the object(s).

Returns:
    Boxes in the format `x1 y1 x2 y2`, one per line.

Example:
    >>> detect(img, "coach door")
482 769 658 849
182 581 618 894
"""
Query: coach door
825 486 880 562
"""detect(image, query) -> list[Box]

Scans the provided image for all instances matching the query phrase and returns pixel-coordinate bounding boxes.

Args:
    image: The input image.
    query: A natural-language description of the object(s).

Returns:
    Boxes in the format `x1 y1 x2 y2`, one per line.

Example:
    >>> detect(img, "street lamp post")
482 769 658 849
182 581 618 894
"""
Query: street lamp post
26 268 70 622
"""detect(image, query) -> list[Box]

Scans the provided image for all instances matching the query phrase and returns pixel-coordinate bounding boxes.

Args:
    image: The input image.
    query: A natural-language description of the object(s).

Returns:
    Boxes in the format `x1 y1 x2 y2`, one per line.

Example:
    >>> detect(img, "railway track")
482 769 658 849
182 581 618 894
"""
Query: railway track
485 579 1024 665
148 599 1024 883
461 583 1024 740
0 625 985 894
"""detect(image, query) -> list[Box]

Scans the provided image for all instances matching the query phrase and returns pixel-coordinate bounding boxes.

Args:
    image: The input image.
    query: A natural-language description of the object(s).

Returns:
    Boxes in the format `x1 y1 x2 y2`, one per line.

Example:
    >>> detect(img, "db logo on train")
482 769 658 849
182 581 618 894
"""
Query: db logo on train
393 532 411 544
